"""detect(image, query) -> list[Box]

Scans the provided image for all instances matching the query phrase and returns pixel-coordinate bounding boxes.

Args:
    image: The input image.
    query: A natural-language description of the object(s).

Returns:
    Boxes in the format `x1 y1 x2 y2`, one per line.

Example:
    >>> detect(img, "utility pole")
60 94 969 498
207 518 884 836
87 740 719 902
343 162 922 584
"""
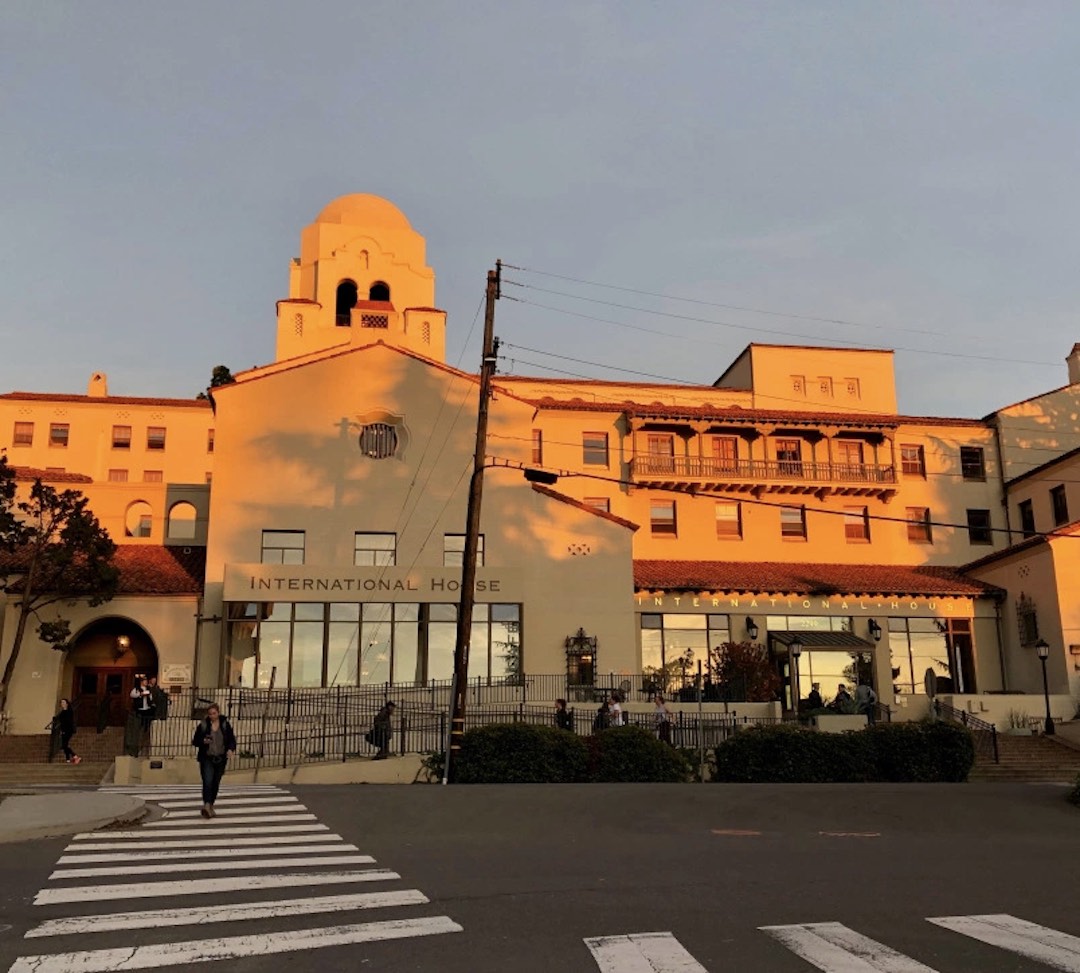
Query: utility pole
447 261 501 782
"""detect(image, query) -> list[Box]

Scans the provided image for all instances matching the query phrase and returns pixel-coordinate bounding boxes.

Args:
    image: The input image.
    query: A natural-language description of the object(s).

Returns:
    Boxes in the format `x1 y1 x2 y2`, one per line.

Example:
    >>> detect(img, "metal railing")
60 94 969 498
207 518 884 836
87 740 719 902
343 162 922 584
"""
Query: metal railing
934 699 999 763
630 455 897 485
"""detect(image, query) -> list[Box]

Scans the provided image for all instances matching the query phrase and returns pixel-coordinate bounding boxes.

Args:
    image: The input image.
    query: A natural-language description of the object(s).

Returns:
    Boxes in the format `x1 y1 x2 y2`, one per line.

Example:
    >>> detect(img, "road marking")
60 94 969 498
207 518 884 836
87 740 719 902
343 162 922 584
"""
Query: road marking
9 916 463 972
584 932 708 972
820 832 881 838
929 914 1080 971
145 813 317 827
25 889 431 937
74 823 329 839
64 834 346 852
760 922 939 971
160 802 303 817
50 853 375 880
35 869 400 905
155 796 300 809
711 829 762 837
58 843 359 863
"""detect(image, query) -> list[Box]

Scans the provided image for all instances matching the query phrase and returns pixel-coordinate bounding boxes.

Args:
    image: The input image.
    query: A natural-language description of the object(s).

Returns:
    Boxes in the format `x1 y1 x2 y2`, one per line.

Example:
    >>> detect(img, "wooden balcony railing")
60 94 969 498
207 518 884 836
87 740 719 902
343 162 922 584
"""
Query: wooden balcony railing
630 455 897 484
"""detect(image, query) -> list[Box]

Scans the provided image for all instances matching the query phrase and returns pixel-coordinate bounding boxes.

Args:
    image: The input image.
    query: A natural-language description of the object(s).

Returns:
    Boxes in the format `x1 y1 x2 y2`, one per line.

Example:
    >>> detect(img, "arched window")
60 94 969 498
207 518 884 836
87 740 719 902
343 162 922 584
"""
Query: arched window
124 501 153 538
368 281 390 302
167 501 198 540
335 280 358 326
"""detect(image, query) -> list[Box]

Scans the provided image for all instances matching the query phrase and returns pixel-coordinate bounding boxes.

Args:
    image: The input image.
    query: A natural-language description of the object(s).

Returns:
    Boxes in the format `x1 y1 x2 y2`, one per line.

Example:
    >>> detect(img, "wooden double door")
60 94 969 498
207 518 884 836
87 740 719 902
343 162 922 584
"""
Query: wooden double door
71 668 139 728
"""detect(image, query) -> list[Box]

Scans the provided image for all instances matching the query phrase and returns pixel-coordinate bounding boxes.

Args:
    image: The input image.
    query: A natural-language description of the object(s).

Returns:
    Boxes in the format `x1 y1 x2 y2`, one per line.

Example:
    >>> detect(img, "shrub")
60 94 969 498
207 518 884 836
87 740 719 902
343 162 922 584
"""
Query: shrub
713 720 974 783
453 722 589 784
588 725 692 783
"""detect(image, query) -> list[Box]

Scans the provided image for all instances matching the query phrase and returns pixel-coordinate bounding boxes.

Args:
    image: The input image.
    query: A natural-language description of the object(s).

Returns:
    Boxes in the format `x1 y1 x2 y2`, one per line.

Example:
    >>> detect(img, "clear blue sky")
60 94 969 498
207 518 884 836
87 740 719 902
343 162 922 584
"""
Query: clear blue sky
2 2 1079 416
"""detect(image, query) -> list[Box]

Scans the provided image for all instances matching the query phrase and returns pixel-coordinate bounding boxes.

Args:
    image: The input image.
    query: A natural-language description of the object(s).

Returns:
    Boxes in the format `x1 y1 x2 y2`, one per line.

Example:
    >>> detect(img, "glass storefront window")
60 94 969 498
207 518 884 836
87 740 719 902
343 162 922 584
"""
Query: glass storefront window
889 617 958 694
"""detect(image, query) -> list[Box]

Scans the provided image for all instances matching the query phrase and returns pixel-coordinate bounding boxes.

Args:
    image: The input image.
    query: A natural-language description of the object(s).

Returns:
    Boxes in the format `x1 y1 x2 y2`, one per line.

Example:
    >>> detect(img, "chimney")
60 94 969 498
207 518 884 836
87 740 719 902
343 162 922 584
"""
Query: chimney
87 372 109 398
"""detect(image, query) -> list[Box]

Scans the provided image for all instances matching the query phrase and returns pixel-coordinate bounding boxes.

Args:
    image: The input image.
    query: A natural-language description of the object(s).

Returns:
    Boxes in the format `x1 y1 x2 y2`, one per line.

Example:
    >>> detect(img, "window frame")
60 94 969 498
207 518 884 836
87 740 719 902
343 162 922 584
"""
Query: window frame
207 429 216 454
900 444 926 477
444 533 485 567
966 508 993 545
843 505 870 542
107 469 129 483
261 530 306 565
146 426 167 451
112 425 132 450
649 499 678 537
780 504 807 540
143 470 164 484
960 446 987 482
353 532 397 567
12 421 34 447
531 429 543 465
48 422 69 448
714 500 742 539
582 431 609 467
1018 498 1036 538
905 506 932 544
1051 485 1069 527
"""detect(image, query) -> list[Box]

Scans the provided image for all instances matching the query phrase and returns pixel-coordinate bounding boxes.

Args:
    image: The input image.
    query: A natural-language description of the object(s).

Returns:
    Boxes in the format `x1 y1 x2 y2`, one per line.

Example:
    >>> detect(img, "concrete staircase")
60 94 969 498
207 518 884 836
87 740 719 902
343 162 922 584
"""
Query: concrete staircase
0 727 126 764
0 761 111 787
969 732 1080 783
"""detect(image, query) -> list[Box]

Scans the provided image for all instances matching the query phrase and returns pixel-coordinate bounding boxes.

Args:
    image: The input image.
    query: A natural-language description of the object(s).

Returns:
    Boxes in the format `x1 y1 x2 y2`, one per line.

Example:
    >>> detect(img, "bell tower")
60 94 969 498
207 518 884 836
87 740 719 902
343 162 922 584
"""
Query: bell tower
275 195 447 363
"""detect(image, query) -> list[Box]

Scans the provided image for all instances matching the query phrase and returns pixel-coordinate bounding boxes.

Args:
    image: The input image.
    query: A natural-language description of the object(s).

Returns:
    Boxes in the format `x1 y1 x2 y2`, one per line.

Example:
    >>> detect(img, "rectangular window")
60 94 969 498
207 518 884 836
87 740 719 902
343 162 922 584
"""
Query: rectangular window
107 469 128 483
780 505 807 540
960 446 986 481
900 444 926 477
531 429 542 465
582 431 609 467
775 438 803 476
650 500 677 536
1051 485 1069 526
444 534 485 567
835 440 864 467
1019 499 1036 538
147 426 167 451
583 497 610 513
112 425 132 450
711 436 738 472
715 501 742 539
906 506 932 543
261 530 305 565
12 421 33 446
143 470 164 483
49 423 69 448
207 429 215 454
354 532 397 566
645 434 675 474
843 505 870 542
966 509 993 545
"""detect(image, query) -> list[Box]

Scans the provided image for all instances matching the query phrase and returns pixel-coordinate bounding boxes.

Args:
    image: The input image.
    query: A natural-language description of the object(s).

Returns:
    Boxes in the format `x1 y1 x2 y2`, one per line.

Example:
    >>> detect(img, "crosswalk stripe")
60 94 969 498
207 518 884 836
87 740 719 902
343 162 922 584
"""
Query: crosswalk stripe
9 915 463 972
155 796 300 809
58 843 359 863
760 923 938 972
161 802 303 817
64 834 347 851
25 889 431 938
584 932 707 972
77 823 328 839
928 914 1080 971
50 854 376 880
35 869 400 905
145 813 316 827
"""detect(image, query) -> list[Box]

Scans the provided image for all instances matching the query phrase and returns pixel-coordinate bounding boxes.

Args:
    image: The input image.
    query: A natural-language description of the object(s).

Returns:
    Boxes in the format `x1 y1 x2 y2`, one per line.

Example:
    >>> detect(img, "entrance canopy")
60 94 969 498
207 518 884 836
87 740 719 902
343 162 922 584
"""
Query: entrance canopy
769 631 875 652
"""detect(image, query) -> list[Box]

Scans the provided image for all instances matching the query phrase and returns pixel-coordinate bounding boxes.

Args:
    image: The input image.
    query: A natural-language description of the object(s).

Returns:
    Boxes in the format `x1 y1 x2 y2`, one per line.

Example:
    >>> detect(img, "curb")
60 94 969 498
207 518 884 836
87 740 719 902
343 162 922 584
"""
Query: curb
0 795 148 844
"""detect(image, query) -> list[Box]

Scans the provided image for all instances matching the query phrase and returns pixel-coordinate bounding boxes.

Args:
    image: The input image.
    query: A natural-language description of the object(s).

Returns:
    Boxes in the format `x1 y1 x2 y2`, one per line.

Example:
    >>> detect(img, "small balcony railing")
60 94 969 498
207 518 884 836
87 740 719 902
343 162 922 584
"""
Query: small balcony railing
630 455 897 485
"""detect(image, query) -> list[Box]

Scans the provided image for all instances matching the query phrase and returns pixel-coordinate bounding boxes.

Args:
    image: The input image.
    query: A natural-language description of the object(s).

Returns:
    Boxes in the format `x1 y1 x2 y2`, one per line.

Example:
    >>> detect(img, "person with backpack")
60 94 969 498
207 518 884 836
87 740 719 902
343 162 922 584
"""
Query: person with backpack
191 703 236 818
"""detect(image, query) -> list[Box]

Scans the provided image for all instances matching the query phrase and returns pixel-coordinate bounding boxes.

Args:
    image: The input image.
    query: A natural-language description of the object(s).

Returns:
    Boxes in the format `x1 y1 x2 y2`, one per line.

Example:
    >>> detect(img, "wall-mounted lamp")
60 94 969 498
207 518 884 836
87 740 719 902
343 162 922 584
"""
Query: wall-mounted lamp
113 634 131 661
745 617 759 641
868 619 882 643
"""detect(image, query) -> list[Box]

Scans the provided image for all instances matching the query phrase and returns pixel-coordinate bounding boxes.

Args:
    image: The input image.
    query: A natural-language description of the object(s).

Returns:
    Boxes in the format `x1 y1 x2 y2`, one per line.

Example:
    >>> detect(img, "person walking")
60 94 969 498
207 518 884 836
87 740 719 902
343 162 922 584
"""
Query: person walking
130 675 155 727
148 676 170 721
52 698 81 765
854 681 878 722
608 692 625 727
191 703 236 818
653 693 674 746
554 698 573 732
370 701 395 759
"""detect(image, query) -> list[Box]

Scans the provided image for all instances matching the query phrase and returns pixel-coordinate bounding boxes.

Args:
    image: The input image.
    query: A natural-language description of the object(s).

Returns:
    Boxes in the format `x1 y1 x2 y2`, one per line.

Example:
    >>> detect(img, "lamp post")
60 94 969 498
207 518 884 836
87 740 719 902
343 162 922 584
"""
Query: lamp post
1035 639 1055 735
790 638 803 715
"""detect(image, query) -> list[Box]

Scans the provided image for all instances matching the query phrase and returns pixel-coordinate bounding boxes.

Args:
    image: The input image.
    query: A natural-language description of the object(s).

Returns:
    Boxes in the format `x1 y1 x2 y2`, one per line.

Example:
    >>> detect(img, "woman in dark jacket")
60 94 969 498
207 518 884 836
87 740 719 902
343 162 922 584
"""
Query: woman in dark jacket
191 703 236 818
370 701 395 759
554 698 573 732
52 698 80 765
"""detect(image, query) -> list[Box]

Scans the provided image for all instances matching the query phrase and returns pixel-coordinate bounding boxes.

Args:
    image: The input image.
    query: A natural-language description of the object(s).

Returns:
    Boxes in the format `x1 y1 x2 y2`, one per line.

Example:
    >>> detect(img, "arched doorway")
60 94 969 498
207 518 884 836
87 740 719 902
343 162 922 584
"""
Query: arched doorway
65 618 158 728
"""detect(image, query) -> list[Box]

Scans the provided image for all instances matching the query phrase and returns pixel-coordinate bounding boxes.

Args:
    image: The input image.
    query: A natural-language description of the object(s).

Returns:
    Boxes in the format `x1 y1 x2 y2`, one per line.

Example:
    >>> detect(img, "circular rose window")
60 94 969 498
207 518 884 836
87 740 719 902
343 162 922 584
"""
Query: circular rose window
358 423 398 459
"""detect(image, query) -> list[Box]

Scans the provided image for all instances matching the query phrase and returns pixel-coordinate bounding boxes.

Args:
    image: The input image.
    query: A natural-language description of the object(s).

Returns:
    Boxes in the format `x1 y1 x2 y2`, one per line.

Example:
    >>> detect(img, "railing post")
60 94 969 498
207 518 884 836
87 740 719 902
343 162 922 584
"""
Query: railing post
991 725 999 764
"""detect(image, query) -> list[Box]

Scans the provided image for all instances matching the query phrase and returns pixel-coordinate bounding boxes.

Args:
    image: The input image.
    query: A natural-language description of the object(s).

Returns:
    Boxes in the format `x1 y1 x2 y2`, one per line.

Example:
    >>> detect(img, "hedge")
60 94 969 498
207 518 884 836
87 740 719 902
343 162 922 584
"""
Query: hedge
713 721 975 783
446 722 691 784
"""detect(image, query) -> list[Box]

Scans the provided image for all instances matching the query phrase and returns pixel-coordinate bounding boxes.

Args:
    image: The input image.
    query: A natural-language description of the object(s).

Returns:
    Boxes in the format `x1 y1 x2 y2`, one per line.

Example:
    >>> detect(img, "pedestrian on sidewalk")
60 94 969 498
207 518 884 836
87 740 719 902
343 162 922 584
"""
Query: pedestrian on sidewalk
192 703 236 818
653 693 674 746
51 698 81 765
608 692 625 727
554 698 573 732
130 675 155 727
369 701 395 759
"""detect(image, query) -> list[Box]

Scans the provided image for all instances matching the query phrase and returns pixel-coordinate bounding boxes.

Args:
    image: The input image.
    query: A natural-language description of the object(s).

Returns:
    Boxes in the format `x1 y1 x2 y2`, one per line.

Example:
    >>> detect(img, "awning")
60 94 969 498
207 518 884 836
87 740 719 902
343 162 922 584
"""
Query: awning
769 631 876 651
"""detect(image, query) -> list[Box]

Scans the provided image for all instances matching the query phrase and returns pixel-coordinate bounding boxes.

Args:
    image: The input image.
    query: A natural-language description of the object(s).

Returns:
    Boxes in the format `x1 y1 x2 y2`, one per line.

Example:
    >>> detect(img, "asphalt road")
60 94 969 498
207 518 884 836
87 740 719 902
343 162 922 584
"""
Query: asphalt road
1 781 1078 972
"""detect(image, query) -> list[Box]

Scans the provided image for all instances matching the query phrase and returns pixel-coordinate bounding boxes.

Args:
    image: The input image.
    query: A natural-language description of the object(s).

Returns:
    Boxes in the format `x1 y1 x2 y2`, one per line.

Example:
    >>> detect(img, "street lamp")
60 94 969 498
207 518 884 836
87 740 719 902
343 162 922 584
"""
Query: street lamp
868 619 882 643
745 617 759 641
790 637 803 714
1035 639 1055 735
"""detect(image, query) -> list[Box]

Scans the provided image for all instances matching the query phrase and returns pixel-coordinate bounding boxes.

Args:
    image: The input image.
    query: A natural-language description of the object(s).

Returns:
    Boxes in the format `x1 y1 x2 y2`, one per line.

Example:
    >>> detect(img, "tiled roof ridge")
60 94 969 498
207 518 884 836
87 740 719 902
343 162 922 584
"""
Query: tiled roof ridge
11 466 93 483
1 392 210 408
530 484 640 530
0 544 205 595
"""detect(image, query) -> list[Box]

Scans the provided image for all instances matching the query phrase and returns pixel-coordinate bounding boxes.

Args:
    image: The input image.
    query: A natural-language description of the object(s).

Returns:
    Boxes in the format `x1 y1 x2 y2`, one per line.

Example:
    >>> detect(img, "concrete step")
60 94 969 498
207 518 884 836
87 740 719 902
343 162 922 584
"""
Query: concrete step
0 762 111 786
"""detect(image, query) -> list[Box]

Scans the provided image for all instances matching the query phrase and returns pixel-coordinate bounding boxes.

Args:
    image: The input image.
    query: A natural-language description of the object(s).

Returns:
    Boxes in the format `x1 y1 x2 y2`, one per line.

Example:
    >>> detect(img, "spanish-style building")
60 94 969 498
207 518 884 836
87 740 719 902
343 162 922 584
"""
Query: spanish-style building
1 194 1077 736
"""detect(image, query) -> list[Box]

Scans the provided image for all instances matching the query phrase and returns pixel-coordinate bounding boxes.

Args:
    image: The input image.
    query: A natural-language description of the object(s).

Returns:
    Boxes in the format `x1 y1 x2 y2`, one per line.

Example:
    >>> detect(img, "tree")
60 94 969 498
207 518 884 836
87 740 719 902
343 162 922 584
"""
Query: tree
708 640 782 703
0 455 119 713
196 364 236 400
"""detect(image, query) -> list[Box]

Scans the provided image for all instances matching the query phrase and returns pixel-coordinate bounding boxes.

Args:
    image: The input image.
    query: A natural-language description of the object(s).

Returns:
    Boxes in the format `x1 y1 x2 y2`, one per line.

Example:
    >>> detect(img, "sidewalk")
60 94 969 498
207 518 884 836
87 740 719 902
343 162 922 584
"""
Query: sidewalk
0 791 147 843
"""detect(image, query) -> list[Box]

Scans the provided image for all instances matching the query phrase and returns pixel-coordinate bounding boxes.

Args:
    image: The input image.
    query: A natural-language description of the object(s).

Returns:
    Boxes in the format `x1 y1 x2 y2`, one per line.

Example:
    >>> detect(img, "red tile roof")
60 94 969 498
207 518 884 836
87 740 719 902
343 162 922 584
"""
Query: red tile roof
633 560 999 597
11 467 93 484
0 392 210 408
0 545 205 595
530 485 640 530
